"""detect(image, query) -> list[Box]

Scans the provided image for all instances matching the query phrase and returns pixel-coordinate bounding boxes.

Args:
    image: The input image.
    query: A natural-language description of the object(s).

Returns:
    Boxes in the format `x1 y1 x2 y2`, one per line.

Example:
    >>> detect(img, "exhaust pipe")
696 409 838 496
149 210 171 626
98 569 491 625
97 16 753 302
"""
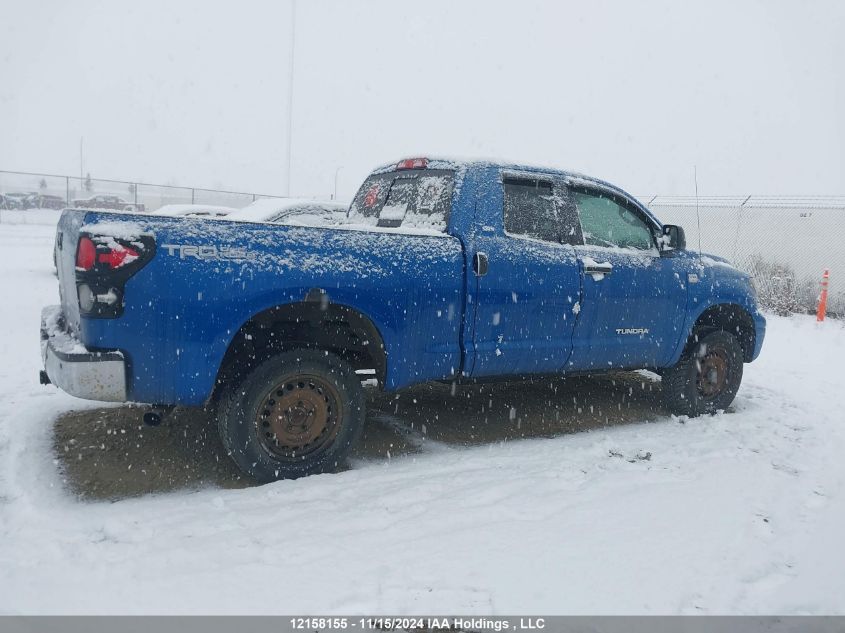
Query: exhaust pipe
143 405 174 427
143 411 163 426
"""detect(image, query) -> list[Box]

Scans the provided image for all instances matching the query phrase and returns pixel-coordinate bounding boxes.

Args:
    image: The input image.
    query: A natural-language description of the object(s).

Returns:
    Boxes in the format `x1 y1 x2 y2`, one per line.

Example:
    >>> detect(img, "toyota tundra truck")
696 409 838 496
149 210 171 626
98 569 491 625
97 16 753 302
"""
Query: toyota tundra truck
40 157 766 482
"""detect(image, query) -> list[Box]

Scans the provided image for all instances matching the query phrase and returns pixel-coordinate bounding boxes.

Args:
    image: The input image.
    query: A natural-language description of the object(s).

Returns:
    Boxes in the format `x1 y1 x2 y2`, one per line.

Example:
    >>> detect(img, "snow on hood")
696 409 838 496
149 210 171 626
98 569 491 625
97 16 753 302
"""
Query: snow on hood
700 254 734 267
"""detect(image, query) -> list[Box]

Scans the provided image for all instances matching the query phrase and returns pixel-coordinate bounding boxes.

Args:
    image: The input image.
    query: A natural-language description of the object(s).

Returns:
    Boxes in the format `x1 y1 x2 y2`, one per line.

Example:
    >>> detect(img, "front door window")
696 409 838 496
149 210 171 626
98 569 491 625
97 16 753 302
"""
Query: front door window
574 191 656 252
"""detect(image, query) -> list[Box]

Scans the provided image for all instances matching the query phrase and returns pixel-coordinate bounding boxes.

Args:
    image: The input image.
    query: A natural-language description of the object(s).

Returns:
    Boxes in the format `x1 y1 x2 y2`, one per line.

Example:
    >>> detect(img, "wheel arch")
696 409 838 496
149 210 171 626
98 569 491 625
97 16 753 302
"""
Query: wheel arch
684 302 756 362
212 296 388 401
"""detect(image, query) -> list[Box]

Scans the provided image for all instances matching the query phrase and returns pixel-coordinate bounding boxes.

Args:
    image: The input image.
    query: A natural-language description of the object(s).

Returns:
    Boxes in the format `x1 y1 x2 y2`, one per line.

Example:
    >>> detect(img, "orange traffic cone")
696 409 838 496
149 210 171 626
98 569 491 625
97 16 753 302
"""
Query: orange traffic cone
816 269 830 322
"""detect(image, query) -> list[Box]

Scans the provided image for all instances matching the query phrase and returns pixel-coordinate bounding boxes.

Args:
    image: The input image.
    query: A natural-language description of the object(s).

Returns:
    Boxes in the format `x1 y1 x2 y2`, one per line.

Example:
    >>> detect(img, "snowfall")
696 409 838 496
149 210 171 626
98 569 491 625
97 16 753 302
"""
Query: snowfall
0 216 843 615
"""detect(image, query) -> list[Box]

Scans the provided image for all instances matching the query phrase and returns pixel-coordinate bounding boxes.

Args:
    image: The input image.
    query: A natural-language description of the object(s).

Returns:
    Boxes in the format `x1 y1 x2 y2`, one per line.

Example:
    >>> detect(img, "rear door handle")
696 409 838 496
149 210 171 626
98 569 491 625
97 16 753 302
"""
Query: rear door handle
583 261 613 276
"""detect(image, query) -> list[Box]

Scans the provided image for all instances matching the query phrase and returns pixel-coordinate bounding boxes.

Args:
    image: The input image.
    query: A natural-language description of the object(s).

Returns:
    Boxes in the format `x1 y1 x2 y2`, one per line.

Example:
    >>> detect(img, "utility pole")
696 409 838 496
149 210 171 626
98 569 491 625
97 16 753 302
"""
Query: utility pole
79 137 84 186
333 166 343 200
283 0 297 196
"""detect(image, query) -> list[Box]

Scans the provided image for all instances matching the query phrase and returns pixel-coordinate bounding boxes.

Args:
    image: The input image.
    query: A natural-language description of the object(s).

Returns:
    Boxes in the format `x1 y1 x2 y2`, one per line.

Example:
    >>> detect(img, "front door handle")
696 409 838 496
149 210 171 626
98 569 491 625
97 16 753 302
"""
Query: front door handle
583 260 613 276
473 251 489 277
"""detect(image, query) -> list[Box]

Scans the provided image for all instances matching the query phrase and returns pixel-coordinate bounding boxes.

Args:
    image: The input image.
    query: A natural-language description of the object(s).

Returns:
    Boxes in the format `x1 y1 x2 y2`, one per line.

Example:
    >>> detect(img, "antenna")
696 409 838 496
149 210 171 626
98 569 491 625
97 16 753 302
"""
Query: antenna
694 165 703 267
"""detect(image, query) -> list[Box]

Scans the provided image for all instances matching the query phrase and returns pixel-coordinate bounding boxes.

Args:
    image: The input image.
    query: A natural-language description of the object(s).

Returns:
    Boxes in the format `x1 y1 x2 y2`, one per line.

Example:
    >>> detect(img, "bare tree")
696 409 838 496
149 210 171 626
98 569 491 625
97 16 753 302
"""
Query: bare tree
748 255 810 316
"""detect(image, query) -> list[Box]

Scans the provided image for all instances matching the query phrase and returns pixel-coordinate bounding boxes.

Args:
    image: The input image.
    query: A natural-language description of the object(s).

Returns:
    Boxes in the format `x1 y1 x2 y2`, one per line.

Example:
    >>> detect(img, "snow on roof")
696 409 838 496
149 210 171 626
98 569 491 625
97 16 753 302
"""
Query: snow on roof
372 155 596 179
371 155 628 195
370 156 659 224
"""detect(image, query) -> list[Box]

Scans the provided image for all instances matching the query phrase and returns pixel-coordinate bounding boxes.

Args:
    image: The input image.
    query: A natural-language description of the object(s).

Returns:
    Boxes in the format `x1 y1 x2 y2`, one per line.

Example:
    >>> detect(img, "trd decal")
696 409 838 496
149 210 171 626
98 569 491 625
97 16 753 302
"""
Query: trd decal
162 244 253 261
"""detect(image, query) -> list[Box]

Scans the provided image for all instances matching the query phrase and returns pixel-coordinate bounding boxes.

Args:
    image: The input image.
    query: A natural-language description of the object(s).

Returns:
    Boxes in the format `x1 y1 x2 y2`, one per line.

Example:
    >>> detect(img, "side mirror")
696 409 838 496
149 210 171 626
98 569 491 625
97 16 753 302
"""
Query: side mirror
661 225 686 251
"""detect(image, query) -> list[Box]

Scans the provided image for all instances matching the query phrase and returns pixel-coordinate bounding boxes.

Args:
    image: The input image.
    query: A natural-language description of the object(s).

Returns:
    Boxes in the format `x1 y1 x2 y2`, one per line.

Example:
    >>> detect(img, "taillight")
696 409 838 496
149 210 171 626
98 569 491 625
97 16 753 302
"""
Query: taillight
97 244 139 269
396 157 428 170
76 236 96 271
76 237 141 272
74 231 155 318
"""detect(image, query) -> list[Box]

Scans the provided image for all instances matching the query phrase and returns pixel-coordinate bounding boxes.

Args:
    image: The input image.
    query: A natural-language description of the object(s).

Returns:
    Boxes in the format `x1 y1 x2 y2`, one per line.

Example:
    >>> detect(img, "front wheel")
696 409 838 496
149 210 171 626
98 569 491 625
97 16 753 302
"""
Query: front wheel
662 330 744 416
217 349 365 482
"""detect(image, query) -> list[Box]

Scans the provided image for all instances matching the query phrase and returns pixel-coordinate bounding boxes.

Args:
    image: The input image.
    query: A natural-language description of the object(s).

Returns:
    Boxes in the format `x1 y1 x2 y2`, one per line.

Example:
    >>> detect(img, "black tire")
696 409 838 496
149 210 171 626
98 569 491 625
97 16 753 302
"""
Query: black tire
217 349 365 482
662 330 744 416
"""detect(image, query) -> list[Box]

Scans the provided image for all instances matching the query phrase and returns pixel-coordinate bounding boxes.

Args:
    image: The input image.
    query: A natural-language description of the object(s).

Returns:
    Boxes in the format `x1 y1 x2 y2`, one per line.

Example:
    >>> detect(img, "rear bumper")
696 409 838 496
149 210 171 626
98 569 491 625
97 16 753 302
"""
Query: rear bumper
40 305 127 402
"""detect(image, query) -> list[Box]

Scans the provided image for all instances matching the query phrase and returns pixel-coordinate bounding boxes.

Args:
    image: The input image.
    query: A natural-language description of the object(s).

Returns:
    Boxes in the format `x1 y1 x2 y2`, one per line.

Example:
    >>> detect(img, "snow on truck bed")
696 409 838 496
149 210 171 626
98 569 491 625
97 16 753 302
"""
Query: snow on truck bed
1 222 844 614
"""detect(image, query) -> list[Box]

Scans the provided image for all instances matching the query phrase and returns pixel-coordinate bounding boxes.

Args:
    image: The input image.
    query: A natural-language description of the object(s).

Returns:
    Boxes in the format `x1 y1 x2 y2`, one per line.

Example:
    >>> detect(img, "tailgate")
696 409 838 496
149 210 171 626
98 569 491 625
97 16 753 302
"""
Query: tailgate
53 209 90 334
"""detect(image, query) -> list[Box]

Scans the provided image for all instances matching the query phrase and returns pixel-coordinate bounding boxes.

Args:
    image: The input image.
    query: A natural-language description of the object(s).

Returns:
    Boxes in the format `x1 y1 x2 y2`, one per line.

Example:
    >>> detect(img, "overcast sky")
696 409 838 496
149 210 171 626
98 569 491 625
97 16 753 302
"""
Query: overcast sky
1 0 843 200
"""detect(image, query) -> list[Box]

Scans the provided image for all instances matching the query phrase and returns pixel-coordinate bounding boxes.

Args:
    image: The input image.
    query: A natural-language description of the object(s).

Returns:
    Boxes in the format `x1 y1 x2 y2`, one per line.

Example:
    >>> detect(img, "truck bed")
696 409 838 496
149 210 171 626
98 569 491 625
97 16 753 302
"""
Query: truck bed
54 209 467 404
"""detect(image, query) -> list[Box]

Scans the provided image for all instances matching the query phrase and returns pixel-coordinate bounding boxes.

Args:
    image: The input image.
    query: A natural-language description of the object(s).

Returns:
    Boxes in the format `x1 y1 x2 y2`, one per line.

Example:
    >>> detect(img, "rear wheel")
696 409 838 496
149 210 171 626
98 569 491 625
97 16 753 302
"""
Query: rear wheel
662 330 744 416
217 349 365 482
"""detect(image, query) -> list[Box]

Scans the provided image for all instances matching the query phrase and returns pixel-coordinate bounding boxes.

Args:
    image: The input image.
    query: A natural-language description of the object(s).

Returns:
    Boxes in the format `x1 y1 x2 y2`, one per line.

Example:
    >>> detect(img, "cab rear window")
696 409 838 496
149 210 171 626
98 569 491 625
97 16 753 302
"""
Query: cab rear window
348 169 454 232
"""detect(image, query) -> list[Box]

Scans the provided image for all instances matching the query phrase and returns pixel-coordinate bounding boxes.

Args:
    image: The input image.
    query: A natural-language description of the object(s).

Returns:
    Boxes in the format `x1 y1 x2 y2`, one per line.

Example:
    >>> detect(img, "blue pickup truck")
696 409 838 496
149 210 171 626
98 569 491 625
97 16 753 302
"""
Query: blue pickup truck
41 157 765 481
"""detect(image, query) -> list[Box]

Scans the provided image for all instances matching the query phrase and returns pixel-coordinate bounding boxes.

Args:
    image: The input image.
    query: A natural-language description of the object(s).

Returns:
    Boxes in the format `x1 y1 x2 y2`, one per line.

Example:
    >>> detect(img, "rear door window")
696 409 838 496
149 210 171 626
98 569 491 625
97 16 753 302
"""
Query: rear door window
503 178 557 242
348 169 454 232
503 176 582 245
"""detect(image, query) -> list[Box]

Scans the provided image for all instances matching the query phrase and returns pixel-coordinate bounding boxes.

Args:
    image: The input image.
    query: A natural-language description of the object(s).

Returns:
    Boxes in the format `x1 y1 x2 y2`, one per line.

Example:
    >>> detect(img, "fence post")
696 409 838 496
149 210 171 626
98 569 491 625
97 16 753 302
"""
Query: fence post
731 195 752 262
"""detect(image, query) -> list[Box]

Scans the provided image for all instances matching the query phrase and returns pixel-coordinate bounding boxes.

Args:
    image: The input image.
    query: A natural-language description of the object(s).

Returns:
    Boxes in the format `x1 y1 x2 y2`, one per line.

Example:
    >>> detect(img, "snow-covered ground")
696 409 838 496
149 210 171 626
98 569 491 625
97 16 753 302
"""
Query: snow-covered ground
0 221 843 615
0 208 62 226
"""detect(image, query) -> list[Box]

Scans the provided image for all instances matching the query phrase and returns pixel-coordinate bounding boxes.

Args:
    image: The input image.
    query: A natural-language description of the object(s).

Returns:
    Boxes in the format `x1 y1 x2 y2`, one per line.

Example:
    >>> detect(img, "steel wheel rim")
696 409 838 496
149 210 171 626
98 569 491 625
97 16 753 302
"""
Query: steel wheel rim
255 373 343 461
696 347 729 399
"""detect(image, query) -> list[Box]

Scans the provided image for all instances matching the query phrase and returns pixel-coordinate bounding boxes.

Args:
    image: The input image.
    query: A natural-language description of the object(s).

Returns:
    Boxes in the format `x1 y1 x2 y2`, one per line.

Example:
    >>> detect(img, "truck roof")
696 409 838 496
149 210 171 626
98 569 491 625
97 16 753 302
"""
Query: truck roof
372 156 660 226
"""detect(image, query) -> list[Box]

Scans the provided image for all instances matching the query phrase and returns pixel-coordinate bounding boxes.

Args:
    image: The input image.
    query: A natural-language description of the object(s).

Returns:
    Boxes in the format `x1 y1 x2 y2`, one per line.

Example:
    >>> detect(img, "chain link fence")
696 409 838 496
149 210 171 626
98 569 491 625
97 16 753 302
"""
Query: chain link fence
0 169 283 218
644 196 844 317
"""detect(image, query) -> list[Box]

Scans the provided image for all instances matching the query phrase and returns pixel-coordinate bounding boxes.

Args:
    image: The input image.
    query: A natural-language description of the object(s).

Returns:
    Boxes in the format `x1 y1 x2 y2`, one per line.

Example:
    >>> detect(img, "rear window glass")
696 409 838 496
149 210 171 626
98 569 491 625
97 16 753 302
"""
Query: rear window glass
348 169 454 232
